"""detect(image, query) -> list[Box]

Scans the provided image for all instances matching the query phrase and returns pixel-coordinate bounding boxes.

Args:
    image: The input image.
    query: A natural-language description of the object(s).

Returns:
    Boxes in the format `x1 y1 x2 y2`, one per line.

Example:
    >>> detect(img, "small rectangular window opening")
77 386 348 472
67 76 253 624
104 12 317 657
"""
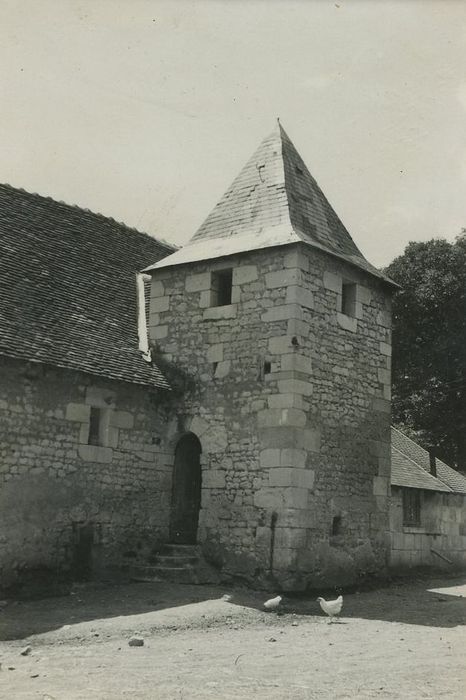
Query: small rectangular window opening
341 282 357 317
211 269 233 307
263 360 271 375
402 489 421 527
331 516 342 536
88 407 103 446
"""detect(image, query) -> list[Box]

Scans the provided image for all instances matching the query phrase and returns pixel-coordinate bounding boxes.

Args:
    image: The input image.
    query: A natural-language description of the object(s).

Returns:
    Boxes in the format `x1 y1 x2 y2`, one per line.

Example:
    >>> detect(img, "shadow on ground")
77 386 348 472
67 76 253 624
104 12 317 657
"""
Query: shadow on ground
219 573 466 629
1 573 465 641
0 580 229 641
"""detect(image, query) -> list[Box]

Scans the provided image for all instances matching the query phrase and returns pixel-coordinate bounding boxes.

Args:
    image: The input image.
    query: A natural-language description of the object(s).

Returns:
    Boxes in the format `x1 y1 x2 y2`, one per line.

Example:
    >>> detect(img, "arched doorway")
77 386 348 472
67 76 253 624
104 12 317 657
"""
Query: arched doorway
169 433 202 544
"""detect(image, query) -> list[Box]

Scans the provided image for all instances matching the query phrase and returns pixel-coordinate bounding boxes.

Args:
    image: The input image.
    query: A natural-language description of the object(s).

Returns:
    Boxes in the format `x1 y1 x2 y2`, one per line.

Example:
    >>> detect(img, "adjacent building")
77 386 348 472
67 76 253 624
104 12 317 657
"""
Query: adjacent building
391 426 466 570
0 184 175 587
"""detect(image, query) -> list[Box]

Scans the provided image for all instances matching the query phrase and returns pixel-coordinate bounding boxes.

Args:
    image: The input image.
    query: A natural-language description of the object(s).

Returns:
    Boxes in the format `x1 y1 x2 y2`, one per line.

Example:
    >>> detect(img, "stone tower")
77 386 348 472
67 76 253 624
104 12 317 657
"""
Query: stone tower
144 122 396 590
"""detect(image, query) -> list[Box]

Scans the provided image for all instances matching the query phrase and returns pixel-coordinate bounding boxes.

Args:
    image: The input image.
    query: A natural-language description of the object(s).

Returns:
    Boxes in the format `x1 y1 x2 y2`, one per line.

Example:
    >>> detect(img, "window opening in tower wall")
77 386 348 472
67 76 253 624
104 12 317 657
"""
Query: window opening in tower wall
341 281 357 317
210 268 233 307
88 407 103 446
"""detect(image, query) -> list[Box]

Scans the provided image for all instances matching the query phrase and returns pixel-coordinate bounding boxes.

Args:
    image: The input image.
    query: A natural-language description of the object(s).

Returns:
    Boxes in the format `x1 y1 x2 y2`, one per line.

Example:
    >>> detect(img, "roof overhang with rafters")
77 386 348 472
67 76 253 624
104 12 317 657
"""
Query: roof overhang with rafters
144 122 397 289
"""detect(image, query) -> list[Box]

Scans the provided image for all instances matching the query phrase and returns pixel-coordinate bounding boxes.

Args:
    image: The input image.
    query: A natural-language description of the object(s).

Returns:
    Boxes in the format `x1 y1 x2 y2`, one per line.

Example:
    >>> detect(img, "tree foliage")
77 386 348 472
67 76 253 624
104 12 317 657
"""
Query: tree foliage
385 233 466 470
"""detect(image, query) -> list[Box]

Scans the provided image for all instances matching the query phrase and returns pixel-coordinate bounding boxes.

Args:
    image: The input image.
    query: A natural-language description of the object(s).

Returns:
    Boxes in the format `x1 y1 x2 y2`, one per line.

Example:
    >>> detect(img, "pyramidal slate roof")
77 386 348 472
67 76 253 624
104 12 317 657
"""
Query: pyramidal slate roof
144 122 395 286
391 427 466 494
0 184 174 388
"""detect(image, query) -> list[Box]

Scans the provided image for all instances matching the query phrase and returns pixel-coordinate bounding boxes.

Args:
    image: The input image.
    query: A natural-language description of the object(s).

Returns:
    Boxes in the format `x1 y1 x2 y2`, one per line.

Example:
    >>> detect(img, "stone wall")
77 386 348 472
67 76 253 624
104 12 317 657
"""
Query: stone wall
148 241 392 590
0 356 173 588
390 487 466 570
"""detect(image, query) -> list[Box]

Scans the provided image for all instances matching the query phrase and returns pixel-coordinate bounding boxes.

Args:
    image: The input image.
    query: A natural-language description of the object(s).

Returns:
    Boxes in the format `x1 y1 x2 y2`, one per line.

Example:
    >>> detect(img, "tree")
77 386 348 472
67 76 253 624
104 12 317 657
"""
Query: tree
384 233 466 471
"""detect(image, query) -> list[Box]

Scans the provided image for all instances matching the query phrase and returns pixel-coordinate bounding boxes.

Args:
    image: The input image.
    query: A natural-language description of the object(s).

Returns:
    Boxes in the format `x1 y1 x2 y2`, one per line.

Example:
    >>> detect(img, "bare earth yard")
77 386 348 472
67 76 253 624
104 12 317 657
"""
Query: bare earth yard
0 574 465 699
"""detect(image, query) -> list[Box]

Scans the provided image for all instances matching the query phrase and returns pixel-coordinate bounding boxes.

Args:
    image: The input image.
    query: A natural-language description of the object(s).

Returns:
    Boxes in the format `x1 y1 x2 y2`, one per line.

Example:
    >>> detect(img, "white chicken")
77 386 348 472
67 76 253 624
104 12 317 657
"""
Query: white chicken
263 595 282 611
317 595 343 621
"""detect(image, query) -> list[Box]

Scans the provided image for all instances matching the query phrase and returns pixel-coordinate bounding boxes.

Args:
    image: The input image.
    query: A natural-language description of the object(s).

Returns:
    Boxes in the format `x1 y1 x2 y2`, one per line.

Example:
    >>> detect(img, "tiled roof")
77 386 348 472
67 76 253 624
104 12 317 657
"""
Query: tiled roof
391 446 452 492
0 184 174 388
391 427 466 494
144 122 397 288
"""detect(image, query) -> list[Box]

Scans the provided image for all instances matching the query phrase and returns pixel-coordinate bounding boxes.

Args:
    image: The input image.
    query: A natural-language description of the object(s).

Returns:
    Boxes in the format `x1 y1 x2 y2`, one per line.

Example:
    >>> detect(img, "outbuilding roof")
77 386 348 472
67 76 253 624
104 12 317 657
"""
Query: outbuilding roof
0 184 173 388
391 427 466 494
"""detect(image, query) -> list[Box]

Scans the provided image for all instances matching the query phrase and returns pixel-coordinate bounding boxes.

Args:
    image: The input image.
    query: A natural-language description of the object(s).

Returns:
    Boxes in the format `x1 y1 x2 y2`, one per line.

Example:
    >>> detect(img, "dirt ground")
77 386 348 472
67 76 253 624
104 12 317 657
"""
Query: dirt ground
0 574 465 699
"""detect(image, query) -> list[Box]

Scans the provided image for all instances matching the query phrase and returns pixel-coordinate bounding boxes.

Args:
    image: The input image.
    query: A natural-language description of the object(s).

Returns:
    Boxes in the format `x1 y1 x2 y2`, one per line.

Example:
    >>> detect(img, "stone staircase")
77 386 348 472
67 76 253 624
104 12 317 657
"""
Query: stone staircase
129 543 220 585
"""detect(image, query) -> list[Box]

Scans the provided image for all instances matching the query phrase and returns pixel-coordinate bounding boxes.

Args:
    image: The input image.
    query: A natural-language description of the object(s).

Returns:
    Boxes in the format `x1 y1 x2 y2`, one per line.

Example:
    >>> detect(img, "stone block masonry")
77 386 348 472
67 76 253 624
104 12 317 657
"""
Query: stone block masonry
148 241 393 590
390 487 466 570
0 357 174 588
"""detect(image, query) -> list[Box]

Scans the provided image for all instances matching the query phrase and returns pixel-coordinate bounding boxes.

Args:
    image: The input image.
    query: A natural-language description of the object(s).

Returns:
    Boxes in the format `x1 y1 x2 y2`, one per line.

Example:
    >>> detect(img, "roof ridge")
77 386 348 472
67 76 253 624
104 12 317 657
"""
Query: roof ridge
0 182 176 251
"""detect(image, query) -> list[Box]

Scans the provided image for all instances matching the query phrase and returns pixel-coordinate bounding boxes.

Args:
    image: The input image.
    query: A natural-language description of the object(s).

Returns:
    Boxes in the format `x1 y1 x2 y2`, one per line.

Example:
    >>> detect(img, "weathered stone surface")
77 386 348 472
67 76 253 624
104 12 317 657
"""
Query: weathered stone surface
207 344 224 363
203 470 226 488
269 468 315 489
277 379 313 396
323 271 341 293
378 368 391 385
202 425 228 453
65 403 90 423
265 269 301 289
233 265 258 285
257 408 306 428
267 393 305 410
151 295 170 313
214 360 230 379
283 248 309 271
110 411 134 430
78 445 113 463
259 449 281 468
379 341 391 356
286 285 314 309
280 448 307 468
150 280 165 298
281 353 312 374
268 336 293 355
373 476 389 497
203 305 237 321
85 386 116 408
336 312 358 333
152 325 168 339
189 416 210 437
185 272 211 292
0 358 173 588
261 305 302 323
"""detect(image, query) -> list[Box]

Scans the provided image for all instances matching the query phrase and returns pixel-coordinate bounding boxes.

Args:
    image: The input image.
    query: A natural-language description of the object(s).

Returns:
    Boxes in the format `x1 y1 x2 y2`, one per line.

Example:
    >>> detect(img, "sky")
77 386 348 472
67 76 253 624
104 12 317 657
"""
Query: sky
1 0 466 267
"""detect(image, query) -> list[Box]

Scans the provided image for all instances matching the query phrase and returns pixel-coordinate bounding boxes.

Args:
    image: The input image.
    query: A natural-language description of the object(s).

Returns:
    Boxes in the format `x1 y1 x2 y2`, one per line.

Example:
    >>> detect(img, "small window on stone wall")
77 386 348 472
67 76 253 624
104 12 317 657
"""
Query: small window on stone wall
211 269 233 307
88 407 104 446
402 488 421 527
331 516 342 536
341 282 357 317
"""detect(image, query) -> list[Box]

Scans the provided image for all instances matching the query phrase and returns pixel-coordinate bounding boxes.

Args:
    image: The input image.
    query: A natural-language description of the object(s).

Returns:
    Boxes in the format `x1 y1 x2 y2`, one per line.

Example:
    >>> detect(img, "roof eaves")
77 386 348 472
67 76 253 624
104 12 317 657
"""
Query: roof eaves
0 349 172 391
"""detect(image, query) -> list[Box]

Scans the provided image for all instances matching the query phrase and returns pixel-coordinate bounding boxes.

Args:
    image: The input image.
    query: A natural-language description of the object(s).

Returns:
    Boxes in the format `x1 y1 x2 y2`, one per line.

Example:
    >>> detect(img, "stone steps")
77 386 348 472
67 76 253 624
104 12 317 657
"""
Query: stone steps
132 564 197 584
130 543 220 585
155 554 199 566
